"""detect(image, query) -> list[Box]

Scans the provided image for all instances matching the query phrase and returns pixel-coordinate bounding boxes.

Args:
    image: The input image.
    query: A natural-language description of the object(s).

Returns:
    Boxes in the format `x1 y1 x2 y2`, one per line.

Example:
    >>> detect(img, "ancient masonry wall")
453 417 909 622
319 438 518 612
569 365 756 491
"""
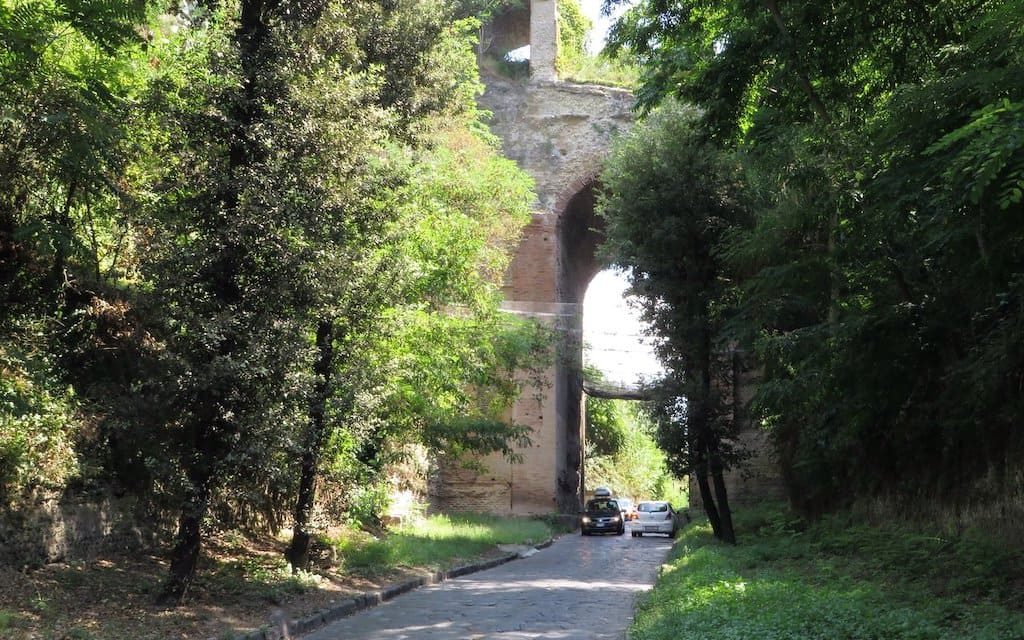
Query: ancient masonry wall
428 77 635 516
0 493 159 568
432 6 785 515
688 368 785 511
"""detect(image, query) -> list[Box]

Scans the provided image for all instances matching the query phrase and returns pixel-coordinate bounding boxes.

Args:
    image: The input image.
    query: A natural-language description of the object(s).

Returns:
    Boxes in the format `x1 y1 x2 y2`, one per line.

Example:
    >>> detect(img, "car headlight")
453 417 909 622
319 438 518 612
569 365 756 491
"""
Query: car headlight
612 515 620 522
581 516 590 523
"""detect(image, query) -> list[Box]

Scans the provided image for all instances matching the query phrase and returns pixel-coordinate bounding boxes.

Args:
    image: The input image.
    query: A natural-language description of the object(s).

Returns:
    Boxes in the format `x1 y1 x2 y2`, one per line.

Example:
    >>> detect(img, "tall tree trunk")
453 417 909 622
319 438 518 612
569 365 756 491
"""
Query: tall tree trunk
158 0 272 602
286 318 335 571
694 303 736 543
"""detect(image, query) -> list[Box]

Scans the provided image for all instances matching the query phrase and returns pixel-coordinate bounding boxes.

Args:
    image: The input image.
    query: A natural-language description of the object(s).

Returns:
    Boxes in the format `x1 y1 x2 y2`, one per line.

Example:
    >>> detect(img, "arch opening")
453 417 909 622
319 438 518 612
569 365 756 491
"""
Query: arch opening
553 180 667 511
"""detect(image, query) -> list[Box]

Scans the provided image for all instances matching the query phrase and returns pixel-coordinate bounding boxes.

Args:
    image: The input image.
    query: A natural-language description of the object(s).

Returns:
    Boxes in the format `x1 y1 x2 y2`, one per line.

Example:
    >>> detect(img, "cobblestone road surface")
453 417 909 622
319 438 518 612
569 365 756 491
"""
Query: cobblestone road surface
301 523 673 640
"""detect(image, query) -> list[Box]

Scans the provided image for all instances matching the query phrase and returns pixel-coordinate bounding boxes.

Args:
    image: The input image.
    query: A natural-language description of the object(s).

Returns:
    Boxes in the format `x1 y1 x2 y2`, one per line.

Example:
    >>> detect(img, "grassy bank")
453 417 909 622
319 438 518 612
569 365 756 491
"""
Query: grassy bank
0 513 558 640
323 512 557 577
631 505 1024 640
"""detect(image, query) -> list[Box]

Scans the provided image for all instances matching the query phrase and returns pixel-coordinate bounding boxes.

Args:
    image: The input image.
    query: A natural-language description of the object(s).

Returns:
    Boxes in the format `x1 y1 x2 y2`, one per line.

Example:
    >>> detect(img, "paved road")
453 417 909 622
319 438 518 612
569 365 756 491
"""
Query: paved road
302 523 673 640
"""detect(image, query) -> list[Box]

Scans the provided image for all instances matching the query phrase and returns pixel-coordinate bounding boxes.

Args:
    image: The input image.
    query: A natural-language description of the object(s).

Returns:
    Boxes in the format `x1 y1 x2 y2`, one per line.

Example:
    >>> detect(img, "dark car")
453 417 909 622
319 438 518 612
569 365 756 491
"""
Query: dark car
580 497 625 536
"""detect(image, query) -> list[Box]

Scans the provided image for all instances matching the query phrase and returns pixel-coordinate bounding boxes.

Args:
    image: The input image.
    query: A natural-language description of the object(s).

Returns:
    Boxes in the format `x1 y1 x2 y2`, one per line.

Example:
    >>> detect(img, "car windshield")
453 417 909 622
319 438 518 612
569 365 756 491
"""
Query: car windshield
586 499 619 512
638 502 669 512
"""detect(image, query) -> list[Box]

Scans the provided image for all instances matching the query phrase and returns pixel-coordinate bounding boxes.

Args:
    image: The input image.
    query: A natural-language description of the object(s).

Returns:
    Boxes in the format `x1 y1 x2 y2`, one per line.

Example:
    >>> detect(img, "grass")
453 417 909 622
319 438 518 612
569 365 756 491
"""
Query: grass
630 503 1024 640
322 512 553 577
564 54 640 89
0 610 19 630
1 513 557 639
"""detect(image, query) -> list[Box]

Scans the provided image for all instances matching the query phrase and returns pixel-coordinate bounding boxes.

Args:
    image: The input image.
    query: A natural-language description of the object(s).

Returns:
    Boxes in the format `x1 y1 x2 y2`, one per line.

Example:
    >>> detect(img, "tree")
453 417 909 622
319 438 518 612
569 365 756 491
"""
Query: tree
284 13 543 569
0 0 145 310
606 0 1024 514
137 0 404 602
599 101 750 543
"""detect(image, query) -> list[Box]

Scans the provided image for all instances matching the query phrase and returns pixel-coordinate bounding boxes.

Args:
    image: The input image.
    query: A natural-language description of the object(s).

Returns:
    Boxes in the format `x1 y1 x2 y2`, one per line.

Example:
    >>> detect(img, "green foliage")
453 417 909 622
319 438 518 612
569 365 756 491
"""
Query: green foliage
0 610 17 631
604 0 1024 513
632 505 1024 640
586 400 685 502
565 51 639 88
0 340 79 500
926 99 1024 209
0 0 146 304
585 395 627 457
555 0 590 77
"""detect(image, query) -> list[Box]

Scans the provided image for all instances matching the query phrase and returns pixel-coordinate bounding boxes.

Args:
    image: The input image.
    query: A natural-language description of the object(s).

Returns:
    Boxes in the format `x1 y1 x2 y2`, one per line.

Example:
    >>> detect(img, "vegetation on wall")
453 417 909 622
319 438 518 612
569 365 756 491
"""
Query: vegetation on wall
584 379 687 504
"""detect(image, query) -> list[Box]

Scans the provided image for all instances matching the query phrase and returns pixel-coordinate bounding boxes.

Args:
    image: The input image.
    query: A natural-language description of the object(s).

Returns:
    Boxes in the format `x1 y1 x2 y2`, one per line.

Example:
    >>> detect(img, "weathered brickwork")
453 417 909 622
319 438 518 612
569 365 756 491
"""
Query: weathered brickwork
430 12 635 514
688 427 787 512
432 0 785 517
503 214 558 303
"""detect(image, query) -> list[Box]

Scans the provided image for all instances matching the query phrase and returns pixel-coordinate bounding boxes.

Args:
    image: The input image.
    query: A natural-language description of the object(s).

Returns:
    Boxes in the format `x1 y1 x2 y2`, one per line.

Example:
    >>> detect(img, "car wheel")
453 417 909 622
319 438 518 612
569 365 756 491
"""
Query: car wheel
631 531 638 538
669 528 677 539
581 529 589 536
617 526 625 535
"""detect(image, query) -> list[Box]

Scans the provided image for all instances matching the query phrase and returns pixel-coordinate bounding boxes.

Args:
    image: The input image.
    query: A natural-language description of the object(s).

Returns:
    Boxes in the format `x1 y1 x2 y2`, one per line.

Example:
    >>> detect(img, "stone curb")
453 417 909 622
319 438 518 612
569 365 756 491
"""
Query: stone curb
236 538 554 640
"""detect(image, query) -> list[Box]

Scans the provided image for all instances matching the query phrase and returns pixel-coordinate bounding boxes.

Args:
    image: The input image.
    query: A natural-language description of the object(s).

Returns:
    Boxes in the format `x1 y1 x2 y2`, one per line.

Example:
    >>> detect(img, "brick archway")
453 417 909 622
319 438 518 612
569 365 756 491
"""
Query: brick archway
427 1 636 516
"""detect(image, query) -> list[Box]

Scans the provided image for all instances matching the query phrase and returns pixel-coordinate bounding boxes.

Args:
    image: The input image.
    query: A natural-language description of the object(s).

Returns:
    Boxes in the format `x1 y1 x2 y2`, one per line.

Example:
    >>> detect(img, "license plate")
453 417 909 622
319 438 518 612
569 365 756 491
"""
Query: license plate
644 525 659 532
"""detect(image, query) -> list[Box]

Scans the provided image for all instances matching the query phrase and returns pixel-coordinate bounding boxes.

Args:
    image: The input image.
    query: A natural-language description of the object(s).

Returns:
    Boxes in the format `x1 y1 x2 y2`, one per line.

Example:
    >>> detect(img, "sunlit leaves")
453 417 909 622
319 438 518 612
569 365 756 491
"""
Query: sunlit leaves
926 99 1024 209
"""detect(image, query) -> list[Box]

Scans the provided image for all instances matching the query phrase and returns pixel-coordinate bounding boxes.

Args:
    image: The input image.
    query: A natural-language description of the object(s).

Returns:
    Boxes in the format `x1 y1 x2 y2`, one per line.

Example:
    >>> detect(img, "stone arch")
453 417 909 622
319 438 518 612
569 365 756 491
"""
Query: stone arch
556 177 605 305
429 14 638 515
552 176 611 514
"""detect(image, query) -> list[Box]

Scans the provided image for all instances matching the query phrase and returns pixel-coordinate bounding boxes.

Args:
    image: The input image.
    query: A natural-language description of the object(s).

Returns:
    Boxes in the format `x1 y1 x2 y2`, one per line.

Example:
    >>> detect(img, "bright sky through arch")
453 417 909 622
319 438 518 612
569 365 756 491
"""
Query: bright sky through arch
583 269 664 386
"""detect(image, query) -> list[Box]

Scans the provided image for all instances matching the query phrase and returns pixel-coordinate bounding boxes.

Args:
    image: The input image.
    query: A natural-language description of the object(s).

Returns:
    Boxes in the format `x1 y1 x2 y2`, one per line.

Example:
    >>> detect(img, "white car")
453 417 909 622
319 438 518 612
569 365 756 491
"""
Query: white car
632 501 678 538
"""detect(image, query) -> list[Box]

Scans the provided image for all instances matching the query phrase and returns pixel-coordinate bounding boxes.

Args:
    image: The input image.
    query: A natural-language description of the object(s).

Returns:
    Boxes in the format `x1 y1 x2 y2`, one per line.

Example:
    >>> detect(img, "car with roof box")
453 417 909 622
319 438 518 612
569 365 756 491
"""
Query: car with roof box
580 495 625 536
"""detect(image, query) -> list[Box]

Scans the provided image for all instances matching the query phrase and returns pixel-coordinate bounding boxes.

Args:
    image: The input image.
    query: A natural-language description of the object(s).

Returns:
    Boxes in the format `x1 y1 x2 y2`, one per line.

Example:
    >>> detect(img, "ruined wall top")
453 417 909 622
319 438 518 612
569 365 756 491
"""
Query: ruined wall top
529 0 558 81
479 78 634 216
479 0 559 81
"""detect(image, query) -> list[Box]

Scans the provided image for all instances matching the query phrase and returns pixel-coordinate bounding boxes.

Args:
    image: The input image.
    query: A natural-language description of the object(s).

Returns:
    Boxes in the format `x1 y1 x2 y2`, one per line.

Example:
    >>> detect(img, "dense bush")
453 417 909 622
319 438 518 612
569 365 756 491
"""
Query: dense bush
0 342 78 501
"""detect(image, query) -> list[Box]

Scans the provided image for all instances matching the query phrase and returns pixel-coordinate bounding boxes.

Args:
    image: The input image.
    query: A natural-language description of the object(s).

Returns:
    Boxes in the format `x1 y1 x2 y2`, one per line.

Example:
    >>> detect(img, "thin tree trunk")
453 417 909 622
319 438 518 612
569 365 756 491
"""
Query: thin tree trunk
694 455 722 538
286 318 335 570
708 442 737 544
51 180 76 295
158 478 212 605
